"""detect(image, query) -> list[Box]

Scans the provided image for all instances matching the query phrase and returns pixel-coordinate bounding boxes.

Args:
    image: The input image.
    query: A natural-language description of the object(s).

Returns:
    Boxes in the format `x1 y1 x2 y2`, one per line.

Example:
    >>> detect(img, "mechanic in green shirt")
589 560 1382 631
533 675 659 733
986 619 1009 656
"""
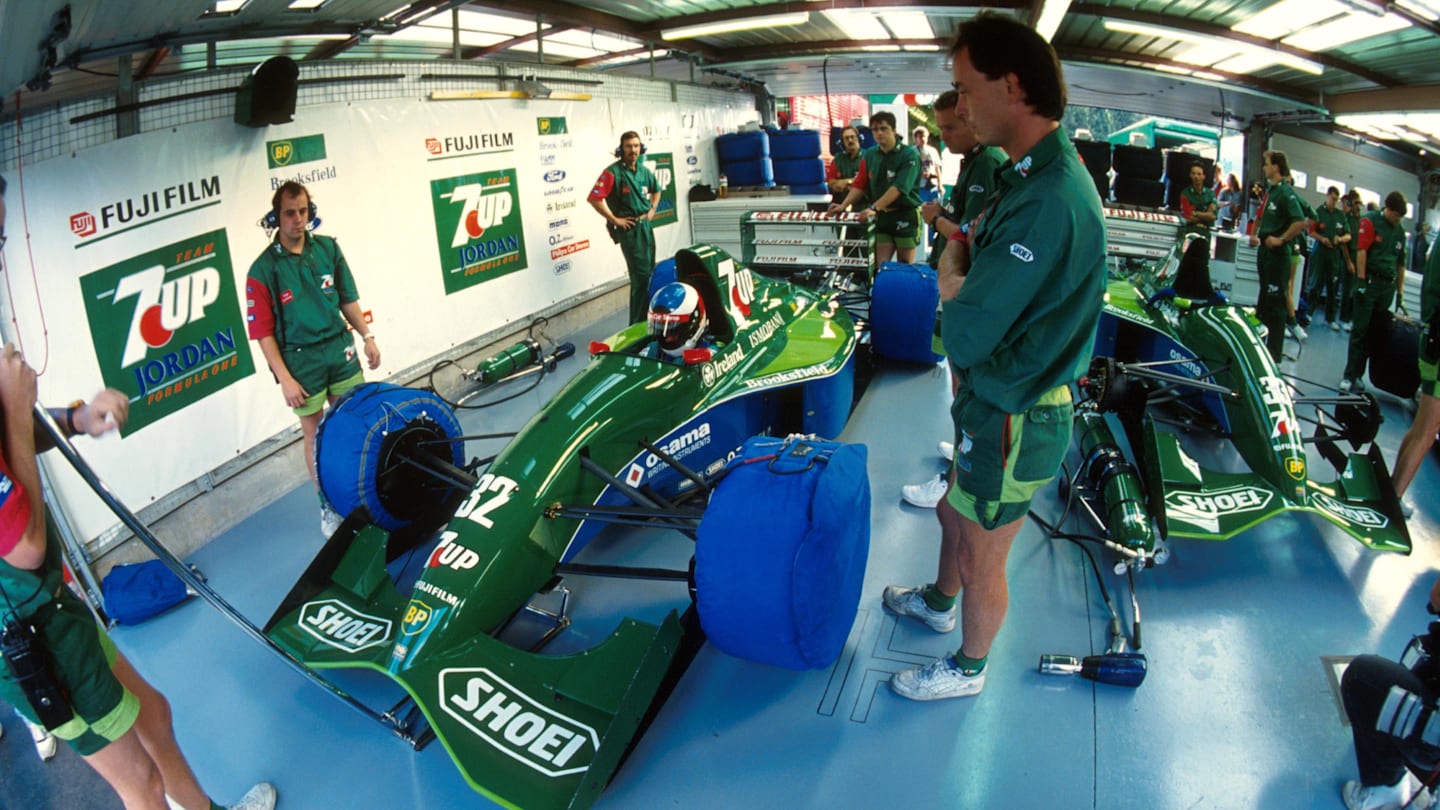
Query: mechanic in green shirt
1177 161 1217 238
1342 191 1409 392
1309 186 1351 328
829 111 923 266
1391 227 1440 506
825 125 866 207
247 181 381 537
1248 151 1309 363
588 131 662 324
884 15 1105 703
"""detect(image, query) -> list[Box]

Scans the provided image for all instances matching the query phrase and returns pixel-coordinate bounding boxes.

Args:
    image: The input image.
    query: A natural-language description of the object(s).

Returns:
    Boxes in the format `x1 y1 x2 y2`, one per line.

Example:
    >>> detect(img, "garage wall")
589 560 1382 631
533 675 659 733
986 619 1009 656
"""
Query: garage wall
1271 131 1423 232
0 61 757 554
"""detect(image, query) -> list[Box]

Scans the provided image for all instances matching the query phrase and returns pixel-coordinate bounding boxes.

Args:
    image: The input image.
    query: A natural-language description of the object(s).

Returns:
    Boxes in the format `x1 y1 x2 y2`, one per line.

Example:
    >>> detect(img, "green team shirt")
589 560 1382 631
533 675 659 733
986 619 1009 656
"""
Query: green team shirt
857 141 921 212
941 128 1106 413
1423 239 1440 325
1314 204 1349 253
1346 211 1362 265
1178 185 1217 235
1358 211 1407 281
594 160 658 218
0 516 64 622
930 144 1006 268
1257 181 1305 252
246 234 359 349
830 149 866 206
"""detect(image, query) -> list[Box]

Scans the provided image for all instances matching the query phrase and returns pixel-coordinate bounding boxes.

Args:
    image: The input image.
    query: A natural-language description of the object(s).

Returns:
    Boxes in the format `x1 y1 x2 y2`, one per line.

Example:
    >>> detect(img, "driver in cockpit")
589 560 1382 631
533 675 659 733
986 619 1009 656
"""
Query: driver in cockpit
646 282 713 363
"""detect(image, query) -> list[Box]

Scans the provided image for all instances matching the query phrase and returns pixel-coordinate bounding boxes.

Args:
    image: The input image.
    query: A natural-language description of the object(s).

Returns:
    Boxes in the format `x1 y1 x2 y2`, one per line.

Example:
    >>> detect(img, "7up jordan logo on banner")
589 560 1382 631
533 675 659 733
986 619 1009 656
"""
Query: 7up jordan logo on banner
648 153 678 229
431 169 528 295
80 229 255 434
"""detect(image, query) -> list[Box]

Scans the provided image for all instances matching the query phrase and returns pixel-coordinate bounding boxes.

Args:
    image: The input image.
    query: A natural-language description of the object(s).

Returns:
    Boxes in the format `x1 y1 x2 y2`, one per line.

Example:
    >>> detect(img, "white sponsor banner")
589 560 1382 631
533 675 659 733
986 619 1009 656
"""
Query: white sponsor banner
0 93 748 543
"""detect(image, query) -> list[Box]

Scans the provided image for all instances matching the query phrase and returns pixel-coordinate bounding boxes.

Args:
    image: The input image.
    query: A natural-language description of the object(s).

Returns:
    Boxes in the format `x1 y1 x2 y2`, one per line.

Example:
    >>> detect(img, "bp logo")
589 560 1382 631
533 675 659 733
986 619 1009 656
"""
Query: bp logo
439 667 598 777
431 169 528 295
1286 457 1306 480
266 134 327 169
402 600 434 636
536 117 568 135
79 229 255 434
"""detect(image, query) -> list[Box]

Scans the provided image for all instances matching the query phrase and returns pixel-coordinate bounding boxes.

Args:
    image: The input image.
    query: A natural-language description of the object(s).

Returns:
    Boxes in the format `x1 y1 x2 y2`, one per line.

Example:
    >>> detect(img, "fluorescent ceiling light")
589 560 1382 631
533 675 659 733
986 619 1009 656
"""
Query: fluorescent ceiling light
663 12 809 40
214 0 248 13
880 12 933 40
387 26 512 46
287 0 327 9
1175 42 1244 66
1281 12 1407 51
510 41 609 59
1395 0 1440 20
1232 0 1347 37
903 44 943 52
861 45 902 52
823 10 889 41
1336 0 1390 17
1034 0 1071 42
1104 19 1322 74
455 9 555 37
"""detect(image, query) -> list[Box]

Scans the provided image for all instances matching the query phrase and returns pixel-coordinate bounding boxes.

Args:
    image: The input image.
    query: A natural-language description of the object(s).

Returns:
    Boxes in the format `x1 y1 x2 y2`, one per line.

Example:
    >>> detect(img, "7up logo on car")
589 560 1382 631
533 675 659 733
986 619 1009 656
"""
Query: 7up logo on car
431 169 528 295
80 229 255 434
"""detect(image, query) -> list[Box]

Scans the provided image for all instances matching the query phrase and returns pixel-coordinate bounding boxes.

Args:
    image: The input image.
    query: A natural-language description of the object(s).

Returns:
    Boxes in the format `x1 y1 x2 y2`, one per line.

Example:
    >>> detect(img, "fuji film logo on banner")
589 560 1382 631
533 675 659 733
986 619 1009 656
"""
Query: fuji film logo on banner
79 229 255 434
431 169 528 295
69 175 223 245
424 132 516 160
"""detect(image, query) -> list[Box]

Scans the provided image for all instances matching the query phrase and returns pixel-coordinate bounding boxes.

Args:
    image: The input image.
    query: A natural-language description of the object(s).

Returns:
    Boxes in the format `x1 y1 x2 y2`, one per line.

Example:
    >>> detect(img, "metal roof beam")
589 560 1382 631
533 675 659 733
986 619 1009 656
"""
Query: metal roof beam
1057 45 1323 112
461 24 575 59
1068 2 1398 88
1327 83 1440 114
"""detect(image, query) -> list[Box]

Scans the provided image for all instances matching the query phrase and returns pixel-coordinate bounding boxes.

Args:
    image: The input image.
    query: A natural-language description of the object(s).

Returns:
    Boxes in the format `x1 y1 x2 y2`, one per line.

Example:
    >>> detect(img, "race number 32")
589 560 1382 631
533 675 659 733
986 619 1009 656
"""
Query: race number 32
454 473 519 528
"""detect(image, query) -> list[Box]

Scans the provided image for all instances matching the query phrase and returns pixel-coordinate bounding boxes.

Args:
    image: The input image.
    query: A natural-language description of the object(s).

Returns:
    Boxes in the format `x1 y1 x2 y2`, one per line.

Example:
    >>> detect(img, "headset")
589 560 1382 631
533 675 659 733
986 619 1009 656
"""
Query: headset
259 183 321 234
614 133 647 159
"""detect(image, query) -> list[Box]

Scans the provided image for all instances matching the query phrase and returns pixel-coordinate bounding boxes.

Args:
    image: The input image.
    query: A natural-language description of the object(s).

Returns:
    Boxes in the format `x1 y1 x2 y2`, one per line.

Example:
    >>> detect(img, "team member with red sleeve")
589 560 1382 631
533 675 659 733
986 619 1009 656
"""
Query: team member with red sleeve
1178 161 1217 237
1341 191 1409 393
828 112 924 266
588 131 661 324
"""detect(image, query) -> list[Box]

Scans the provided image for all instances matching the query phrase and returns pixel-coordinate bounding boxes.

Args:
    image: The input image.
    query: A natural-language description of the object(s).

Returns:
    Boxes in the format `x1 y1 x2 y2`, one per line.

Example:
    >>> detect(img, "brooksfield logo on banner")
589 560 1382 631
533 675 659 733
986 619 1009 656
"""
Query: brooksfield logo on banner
80 229 255 434
431 169 528 295
69 175 223 247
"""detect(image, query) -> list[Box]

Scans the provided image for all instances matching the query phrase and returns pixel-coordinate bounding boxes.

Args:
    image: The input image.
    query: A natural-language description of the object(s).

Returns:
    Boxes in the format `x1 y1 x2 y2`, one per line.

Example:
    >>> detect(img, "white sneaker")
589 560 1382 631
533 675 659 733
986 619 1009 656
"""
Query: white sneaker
1289 323 1308 341
891 656 985 701
1339 378 1353 393
937 441 954 462
24 717 56 761
321 503 343 537
1342 774 1434 810
881 584 956 632
1401 498 1415 519
1343 321 1353 332
901 474 948 509
1331 320 1342 332
227 782 278 810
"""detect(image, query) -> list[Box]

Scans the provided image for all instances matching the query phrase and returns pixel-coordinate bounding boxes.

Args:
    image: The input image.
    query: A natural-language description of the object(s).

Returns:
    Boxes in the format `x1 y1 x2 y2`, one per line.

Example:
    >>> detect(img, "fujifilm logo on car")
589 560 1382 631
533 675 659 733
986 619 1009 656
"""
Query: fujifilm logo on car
439 668 599 777
298 599 393 653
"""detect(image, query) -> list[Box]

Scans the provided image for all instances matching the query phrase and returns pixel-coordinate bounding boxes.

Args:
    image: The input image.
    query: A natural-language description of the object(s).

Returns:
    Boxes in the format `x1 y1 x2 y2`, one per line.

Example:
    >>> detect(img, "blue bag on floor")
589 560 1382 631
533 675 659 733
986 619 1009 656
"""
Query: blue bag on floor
102 559 189 625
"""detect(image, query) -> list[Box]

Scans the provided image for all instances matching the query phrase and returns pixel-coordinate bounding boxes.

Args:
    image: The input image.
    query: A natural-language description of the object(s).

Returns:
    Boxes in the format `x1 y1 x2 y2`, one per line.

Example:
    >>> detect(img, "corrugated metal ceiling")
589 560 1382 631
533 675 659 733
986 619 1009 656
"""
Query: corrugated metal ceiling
1 0 1437 151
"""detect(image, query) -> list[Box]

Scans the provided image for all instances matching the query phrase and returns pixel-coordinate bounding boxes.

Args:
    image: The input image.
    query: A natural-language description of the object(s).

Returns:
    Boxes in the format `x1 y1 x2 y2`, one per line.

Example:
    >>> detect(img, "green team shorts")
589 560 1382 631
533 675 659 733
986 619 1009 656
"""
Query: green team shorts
948 385 1073 529
285 331 364 416
874 208 922 250
0 590 140 756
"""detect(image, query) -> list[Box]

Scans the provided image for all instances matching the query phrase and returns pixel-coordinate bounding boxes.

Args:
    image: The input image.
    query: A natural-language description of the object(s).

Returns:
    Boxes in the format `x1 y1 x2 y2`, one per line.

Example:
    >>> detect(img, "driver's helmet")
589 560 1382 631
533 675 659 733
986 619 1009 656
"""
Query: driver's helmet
647 282 708 358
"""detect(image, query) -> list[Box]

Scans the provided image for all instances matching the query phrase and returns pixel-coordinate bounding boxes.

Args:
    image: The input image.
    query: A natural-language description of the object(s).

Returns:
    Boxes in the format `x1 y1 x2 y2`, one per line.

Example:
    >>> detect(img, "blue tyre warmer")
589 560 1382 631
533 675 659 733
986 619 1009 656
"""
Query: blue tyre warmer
102 560 189 625
696 436 871 670
716 131 770 162
768 129 822 160
315 382 465 531
772 157 826 186
871 262 942 364
801 353 855 439
720 157 773 187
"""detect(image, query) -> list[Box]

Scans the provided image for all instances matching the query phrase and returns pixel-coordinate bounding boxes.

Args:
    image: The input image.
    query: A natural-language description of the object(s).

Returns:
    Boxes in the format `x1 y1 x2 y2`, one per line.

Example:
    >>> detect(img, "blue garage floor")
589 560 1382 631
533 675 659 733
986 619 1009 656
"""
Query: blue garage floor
3 306 1437 810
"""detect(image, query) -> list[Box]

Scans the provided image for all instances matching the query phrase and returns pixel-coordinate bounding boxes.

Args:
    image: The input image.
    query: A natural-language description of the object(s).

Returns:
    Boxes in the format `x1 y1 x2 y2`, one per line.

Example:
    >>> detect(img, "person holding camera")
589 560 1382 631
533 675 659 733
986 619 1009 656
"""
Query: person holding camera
1340 577 1440 809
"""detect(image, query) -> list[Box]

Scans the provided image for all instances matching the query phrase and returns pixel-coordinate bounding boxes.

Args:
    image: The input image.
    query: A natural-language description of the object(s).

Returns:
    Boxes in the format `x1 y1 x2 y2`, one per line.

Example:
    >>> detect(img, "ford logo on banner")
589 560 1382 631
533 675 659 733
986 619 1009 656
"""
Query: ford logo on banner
686 156 699 166
544 170 566 183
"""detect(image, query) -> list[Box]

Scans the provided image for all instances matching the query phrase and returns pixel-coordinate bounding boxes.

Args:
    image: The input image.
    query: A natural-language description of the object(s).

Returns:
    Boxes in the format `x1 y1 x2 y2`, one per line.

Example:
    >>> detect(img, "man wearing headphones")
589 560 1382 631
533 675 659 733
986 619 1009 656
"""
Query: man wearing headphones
589 131 661 324
246 181 380 537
